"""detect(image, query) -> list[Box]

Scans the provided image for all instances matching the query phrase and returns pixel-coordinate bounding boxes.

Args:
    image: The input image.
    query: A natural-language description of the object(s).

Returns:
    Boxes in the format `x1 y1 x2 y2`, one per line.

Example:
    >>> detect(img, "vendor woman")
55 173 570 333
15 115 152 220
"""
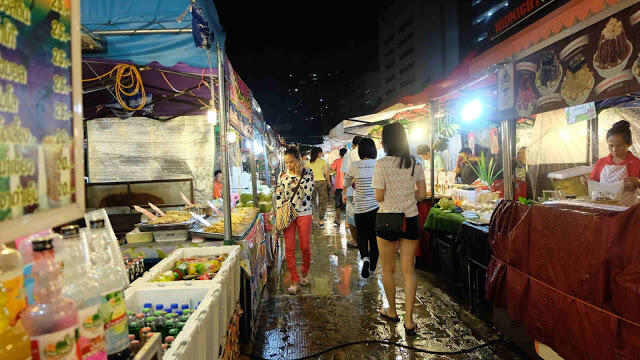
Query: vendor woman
589 120 640 206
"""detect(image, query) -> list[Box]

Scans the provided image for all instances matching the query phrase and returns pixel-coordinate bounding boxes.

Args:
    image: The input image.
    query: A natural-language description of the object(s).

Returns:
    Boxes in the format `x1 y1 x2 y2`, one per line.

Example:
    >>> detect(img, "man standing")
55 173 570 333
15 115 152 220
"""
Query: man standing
417 144 445 193
330 148 348 225
342 136 362 248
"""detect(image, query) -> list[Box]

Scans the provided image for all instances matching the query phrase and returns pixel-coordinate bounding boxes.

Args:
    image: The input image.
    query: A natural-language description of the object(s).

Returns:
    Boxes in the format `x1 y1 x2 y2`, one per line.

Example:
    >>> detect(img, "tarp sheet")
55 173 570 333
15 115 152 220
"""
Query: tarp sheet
486 201 640 360
82 0 225 68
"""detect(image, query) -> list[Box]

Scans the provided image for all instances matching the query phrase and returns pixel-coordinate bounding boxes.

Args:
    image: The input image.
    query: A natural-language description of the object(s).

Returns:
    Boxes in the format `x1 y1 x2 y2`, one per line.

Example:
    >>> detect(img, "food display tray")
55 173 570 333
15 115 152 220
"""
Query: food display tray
189 213 259 240
137 218 196 232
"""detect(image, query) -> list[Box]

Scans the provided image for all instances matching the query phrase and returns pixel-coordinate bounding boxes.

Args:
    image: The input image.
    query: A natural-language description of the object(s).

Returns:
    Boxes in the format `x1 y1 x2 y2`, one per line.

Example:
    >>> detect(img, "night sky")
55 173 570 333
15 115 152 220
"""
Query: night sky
215 0 380 142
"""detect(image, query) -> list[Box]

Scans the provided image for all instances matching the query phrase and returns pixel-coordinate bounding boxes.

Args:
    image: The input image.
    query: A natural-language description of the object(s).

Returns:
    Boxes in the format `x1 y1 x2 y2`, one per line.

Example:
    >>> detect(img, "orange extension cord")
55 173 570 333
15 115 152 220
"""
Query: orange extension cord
83 64 146 111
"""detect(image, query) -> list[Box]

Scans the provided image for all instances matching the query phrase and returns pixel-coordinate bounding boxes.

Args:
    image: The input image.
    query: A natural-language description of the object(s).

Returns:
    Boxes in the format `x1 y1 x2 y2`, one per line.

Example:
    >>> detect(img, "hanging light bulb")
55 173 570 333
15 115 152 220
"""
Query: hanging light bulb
207 109 217 124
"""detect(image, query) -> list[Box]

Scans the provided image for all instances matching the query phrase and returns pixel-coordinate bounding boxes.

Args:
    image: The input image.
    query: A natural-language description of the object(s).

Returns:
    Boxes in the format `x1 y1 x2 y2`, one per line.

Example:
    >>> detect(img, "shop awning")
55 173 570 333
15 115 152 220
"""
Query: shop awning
327 103 427 140
469 0 624 74
82 0 225 68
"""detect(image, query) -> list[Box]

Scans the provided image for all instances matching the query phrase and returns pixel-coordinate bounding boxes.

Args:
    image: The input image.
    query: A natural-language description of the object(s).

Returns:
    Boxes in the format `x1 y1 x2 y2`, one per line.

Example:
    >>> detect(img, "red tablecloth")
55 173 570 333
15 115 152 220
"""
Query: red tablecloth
486 201 640 360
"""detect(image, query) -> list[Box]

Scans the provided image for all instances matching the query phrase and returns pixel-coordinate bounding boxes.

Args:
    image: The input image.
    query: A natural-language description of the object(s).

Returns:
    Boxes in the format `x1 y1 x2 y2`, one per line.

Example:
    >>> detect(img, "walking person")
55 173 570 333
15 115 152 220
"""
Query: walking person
371 122 426 336
343 138 379 278
276 147 315 295
330 148 348 225
308 147 330 226
342 136 363 248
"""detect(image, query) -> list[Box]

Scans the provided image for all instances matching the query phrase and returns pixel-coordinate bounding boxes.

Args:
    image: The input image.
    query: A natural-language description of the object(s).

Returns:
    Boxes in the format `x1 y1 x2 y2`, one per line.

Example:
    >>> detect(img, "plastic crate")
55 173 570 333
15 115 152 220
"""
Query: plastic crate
129 246 241 338
125 284 223 360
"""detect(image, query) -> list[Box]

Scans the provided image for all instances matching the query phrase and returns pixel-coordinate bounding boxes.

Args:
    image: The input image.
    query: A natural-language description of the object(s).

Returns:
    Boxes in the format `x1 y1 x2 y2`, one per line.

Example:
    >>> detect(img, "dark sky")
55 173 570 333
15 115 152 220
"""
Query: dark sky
215 0 380 140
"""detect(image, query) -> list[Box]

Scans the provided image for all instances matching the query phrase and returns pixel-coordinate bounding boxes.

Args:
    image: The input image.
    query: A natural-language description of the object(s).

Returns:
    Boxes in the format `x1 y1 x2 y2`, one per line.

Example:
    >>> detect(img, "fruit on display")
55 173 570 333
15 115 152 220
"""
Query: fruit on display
240 193 253 204
204 207 259 234
153 255 228 282
258 201 272 213
258 190 272 202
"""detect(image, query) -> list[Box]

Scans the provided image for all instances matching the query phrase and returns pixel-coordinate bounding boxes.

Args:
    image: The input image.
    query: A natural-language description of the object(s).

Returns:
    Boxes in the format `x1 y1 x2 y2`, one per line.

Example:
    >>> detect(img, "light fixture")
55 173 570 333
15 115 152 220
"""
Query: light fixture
461 100 482 123
410 126 426 143
253 139 263 154
227 131 236 143
207 109 217 124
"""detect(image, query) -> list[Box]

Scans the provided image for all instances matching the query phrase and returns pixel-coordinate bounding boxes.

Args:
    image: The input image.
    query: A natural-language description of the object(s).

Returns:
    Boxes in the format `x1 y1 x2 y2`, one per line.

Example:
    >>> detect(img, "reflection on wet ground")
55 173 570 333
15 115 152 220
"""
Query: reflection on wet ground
243 210 526 359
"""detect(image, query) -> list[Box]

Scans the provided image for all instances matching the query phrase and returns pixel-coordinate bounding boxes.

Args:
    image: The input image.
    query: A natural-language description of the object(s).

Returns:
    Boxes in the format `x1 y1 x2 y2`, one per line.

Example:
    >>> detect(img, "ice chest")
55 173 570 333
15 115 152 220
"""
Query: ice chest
547 166 592 197
125 284 224 360
129 246 241 339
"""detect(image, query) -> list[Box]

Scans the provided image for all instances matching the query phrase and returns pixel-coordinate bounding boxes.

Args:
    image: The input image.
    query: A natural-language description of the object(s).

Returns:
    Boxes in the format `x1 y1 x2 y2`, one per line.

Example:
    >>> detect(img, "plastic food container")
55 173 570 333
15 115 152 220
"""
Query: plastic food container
548 166 592 197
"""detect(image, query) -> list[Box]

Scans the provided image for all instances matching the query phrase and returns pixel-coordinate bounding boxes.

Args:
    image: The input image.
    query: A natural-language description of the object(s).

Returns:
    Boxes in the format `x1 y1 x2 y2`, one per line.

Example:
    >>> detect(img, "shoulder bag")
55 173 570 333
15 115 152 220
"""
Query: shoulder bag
275 170 305 232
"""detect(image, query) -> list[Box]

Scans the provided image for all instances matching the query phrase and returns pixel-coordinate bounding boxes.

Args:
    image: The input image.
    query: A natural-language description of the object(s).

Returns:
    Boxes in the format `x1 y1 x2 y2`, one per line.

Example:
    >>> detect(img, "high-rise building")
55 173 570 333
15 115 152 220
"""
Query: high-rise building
378 0 460 104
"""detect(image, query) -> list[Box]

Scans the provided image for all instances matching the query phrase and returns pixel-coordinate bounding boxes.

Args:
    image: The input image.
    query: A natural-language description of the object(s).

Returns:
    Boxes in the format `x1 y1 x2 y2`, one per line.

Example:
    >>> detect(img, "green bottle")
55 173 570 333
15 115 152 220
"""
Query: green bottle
129 320 141 340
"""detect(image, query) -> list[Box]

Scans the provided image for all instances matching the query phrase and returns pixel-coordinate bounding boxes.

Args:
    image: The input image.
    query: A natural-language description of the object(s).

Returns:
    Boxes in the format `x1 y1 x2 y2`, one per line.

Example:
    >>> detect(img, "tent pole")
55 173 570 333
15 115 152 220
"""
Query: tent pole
501 119 514 201
217 43 233 243
429 100 436 199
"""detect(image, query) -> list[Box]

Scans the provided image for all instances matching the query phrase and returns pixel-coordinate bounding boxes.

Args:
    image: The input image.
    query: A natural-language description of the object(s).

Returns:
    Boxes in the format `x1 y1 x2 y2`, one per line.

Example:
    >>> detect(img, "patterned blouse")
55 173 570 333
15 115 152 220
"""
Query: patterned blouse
371 156 425 218
275 168 315 216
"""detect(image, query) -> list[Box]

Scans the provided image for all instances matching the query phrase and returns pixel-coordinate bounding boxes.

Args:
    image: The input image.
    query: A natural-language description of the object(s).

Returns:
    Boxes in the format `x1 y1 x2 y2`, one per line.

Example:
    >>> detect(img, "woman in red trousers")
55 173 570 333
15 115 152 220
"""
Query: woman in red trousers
276 146 315 294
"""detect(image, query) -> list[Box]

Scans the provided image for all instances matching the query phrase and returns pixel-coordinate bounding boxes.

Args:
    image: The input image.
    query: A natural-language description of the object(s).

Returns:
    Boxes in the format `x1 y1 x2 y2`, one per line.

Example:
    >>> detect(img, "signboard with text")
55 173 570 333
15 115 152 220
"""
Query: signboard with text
490 0 569 43
0 0 84 241
501 2 640 121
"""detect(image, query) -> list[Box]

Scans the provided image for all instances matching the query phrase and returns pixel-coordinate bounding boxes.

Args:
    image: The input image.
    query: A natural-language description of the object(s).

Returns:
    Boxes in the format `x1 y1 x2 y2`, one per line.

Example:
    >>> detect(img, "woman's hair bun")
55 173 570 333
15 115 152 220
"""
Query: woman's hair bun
612 120 631 130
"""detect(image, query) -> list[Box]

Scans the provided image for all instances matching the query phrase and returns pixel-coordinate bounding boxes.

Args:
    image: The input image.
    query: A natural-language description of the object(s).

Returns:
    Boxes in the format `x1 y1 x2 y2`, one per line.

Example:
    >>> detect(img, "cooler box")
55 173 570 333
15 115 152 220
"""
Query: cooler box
129 246 241 340
125 284 223 360
547 166 592 197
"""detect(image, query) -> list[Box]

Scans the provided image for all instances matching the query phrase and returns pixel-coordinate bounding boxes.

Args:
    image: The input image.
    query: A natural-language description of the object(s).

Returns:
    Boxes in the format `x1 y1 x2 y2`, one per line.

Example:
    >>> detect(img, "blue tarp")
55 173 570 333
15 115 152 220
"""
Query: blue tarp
82 0 225 68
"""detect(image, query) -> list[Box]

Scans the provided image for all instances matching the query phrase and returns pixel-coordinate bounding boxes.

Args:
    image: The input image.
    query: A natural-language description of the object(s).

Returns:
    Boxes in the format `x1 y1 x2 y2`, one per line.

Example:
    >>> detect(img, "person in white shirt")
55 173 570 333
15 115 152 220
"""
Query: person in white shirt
341 136 362 248
343 138 379 278
371 122 426 337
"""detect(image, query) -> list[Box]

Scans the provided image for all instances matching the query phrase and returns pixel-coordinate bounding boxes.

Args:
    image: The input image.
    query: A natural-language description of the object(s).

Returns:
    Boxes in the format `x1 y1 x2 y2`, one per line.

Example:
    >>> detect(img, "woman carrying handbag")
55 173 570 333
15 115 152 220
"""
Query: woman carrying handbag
275 146 315 295
371 122 426 336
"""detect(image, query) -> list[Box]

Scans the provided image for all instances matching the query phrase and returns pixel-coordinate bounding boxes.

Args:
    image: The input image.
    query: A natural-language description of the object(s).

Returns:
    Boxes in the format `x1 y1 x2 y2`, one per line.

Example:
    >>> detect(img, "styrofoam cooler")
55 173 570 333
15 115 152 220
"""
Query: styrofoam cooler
125 284 223 360
129 246 241 343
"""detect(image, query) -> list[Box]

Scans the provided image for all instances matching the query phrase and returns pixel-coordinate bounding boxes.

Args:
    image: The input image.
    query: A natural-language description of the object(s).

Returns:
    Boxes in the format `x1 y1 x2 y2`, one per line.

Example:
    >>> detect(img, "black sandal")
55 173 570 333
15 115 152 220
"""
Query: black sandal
404 323 417 337
379 310 400 322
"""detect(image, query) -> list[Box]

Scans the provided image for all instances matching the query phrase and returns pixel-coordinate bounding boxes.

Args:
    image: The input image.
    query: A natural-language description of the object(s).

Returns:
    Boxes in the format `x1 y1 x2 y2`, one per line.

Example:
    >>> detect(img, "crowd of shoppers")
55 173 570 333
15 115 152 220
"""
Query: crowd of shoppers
275 123 425 336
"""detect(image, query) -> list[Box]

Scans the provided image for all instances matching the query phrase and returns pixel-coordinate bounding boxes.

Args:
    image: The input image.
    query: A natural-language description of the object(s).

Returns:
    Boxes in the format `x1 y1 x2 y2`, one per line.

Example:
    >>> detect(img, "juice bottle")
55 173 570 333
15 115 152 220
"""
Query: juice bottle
22 236 80 360
88 219 130 360
60 225 107 360
0 243 31 359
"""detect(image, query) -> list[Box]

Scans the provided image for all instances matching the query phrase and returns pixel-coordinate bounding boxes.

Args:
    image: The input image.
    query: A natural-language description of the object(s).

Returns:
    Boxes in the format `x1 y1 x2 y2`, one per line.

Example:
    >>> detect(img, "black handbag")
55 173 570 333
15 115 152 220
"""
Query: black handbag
375 212 405 233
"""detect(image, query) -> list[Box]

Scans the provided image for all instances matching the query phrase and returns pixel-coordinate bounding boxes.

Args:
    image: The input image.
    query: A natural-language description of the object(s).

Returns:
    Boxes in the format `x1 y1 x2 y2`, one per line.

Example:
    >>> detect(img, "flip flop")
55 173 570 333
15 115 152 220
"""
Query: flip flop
404 323 417 337
379 310 400 322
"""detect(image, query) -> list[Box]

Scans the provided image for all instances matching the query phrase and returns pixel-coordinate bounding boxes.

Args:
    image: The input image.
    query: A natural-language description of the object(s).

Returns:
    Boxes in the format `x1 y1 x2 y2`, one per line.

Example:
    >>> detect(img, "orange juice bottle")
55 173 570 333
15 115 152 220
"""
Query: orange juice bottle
0 244 30 359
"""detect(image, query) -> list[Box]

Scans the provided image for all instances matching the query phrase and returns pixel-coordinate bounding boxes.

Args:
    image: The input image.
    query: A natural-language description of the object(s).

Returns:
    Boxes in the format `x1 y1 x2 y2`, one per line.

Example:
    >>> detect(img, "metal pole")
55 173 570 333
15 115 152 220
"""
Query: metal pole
429 100 436 198
93 28 192 36
217 43 233 243
501 119 514 201
249 133 259 207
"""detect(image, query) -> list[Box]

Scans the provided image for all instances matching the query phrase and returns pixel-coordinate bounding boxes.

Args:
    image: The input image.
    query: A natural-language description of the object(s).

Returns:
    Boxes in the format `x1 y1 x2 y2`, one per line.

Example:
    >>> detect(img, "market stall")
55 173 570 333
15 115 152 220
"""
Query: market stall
429 1 640 359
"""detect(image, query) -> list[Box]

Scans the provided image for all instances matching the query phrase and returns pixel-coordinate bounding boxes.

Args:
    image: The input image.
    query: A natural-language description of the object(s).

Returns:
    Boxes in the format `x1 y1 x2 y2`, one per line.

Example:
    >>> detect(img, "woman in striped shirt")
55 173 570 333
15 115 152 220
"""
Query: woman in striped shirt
344 137 379 278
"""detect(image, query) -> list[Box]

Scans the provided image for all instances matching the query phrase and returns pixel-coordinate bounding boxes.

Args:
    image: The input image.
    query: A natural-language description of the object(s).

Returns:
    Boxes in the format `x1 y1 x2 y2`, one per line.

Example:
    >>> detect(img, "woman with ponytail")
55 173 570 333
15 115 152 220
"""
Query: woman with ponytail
370 122 426 336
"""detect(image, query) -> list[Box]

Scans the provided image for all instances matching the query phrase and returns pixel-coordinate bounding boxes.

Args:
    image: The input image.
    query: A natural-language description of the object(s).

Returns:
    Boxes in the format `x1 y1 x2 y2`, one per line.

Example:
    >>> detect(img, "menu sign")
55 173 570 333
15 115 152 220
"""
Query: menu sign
0 0 83 239
226 57 252 137
503 3 640 120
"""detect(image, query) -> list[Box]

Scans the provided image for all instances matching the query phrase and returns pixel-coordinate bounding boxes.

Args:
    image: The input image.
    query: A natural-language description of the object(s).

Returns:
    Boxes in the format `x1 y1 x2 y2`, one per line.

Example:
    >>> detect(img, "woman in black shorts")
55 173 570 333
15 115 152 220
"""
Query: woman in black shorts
371 122 426 336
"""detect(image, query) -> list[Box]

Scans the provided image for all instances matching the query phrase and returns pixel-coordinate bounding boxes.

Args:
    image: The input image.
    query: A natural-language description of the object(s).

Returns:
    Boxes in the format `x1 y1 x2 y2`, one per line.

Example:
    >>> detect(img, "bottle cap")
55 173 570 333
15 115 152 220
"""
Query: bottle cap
136 314 145 319
146 316 155 322
32 237 54 252
141 327 151 333
176 311 183 316
89 219 105 229
164 308 172 313
60 225 80 238
178 322 186 329
143 303 152 308
129 334 135 341
164 314 172 319
171 303 178 309
168 329 179 336
131 340 140 345
165 336 175 343
181 304 189 310
155 304 163 310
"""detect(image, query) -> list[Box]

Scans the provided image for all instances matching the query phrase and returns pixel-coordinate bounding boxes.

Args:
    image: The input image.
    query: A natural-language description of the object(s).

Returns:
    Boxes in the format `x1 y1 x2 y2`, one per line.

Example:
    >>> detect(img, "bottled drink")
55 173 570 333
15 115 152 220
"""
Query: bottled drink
88 219 130 360
144 317 156 332
61 225 107 360
0 243 31 359
22 236 80 360
128 321 140 341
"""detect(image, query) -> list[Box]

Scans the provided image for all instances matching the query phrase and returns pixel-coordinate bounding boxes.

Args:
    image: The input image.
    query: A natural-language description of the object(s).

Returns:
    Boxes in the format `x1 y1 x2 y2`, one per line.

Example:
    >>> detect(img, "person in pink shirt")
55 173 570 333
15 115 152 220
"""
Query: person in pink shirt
330 148 348 224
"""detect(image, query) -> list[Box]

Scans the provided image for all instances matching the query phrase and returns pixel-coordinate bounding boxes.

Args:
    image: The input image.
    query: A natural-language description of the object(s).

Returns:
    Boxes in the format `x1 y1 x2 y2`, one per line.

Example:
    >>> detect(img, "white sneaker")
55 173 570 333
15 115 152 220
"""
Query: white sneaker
300 275 310 286
288 284 299 295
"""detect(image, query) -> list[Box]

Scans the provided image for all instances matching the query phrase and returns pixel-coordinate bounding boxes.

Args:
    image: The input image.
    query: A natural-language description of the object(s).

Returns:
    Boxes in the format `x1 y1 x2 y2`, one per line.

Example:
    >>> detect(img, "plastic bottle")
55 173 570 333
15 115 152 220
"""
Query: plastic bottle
0 243 31 359
88 219 130 360
22 236 80 360
128 321 140 341
61 225 107 360
145 316 156 332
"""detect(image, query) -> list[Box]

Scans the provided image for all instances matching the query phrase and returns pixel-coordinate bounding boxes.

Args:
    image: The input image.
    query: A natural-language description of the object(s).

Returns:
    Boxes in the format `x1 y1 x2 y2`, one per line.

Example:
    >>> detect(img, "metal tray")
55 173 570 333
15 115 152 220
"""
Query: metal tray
137 217 196 232
190 213 259 240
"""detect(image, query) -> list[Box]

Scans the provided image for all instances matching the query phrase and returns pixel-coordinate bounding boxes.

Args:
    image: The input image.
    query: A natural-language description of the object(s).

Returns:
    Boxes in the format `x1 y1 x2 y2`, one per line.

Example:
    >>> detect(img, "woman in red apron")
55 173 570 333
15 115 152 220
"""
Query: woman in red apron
589 120 640 207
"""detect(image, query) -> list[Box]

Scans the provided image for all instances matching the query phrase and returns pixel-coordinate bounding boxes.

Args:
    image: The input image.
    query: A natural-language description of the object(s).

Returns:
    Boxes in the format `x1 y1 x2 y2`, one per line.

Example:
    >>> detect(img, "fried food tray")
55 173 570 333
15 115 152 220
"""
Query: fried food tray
189 213 259 240
137 218 196 232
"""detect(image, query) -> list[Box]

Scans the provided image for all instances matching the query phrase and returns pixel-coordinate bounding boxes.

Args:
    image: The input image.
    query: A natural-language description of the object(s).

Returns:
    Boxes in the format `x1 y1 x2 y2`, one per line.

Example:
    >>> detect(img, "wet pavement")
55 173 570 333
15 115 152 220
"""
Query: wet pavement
242 208 526 360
